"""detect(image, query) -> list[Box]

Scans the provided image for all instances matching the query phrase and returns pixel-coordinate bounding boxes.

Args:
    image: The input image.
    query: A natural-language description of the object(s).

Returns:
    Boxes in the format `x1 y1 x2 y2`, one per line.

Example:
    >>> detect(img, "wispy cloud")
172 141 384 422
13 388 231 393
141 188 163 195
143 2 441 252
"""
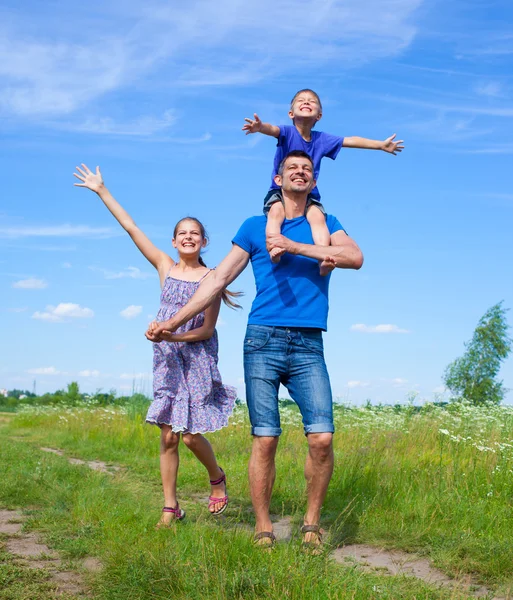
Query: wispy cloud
32 303 94 322
89 266 155 280
474 81 504 98
347 380 370 388
119 372 150 380
27 366 61 375
350 324 410 334
78 370 101 377
12 278 48 289
0 0 424 119
60 110 176 136
120 305 142 319
0 225 117 239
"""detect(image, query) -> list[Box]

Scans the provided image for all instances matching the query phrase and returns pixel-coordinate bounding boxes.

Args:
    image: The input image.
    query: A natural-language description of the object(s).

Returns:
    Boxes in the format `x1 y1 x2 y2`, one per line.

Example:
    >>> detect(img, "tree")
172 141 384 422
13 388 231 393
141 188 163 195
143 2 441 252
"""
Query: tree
443 302 512 405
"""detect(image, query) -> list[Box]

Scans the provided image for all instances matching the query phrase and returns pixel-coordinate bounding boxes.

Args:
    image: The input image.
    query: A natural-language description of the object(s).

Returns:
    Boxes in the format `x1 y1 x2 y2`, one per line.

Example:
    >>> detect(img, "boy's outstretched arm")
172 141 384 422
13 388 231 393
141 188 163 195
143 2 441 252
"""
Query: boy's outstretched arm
343 133 404 155
242 113 280 138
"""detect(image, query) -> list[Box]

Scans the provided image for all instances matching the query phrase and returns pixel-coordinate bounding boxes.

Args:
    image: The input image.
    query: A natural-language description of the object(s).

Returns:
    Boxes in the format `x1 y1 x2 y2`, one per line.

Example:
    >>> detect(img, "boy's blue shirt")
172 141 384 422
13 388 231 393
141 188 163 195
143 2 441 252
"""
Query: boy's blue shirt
270 125 344 199
232 214 345 331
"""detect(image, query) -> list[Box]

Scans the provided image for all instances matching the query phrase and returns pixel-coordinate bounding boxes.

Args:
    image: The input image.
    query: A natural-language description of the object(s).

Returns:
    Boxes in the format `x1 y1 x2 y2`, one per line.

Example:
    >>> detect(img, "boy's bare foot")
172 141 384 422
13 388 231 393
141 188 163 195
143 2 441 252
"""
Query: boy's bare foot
270 247 286 264
319 256 336 276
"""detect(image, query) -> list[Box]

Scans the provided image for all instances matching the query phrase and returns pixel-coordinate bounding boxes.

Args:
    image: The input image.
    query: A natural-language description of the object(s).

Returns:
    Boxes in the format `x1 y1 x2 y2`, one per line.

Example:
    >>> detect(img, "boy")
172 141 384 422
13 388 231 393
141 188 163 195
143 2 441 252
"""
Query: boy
242 89 404 274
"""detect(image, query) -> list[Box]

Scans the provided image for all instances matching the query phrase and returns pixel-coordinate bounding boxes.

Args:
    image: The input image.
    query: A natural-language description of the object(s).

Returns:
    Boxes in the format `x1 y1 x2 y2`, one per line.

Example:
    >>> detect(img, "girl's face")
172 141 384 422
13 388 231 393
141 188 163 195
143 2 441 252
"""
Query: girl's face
172 220 206 257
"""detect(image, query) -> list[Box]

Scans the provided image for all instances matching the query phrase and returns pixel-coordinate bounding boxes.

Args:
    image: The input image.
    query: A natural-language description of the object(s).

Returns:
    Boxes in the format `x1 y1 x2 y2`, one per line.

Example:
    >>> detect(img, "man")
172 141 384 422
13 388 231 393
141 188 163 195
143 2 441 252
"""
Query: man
147 150 363 547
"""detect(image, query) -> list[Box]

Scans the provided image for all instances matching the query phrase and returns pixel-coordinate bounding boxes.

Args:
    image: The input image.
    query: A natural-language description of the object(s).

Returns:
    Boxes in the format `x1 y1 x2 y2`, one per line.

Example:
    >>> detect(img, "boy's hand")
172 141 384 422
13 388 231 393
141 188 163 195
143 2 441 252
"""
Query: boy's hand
382 134 404 155
242 113 263 135
73 164 104 192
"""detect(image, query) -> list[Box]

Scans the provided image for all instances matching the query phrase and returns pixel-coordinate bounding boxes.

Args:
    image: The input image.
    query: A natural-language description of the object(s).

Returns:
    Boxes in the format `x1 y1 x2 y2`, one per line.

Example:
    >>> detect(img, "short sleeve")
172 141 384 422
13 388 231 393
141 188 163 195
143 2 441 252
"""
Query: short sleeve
326 214 346 235
232 217 255 255
277 125 295 149
320 132 344 160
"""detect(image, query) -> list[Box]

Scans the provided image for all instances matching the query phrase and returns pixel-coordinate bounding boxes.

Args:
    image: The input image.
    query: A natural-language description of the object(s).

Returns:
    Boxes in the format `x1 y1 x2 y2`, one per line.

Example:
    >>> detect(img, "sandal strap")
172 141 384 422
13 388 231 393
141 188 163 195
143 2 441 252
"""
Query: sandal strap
254 531 276 542
209 467 226 486
208 495 228 503
163 504 181 514
300 524 321 534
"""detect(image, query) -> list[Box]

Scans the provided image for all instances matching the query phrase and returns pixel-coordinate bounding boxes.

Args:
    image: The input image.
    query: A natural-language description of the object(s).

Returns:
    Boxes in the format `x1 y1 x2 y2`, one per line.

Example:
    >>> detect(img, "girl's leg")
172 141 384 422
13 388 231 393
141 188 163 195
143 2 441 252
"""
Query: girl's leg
158 425 181 525
182 433 226 513
266 202 286 263
306 206 335 276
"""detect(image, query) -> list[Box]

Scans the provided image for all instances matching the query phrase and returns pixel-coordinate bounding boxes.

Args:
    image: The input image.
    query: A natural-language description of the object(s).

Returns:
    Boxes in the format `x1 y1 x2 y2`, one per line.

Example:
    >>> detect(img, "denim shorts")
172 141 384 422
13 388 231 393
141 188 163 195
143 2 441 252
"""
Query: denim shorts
243 325 334 437
263 189 326 217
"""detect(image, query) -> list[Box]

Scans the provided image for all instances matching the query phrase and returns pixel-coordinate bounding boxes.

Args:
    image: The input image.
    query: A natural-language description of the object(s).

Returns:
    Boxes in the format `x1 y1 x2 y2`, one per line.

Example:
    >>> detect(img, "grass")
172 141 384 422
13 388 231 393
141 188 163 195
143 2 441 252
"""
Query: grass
1 400 513 599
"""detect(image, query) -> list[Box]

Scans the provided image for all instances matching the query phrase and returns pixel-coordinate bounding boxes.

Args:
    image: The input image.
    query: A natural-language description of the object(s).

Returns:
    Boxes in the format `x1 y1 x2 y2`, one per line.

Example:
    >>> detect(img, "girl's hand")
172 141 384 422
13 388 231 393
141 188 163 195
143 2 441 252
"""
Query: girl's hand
73 164 104 192
242 113 263 135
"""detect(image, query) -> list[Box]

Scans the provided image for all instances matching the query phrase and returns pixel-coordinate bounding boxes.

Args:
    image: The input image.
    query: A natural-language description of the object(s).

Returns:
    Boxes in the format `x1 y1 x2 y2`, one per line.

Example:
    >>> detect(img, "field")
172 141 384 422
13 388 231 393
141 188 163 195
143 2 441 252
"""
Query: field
1 398 513 599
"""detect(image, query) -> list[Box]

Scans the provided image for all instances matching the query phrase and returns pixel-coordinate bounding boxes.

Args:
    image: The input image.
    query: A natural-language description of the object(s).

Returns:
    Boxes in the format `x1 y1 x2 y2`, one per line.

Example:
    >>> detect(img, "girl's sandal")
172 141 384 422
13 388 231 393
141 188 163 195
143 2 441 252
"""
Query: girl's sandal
208 467 228 516
156 504 186 528
300 524 324 555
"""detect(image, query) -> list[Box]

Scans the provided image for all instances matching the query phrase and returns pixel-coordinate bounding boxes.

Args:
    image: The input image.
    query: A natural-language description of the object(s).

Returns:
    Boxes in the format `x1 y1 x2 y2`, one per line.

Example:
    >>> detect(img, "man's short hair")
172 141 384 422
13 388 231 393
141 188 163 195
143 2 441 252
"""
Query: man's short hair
278 151 314 176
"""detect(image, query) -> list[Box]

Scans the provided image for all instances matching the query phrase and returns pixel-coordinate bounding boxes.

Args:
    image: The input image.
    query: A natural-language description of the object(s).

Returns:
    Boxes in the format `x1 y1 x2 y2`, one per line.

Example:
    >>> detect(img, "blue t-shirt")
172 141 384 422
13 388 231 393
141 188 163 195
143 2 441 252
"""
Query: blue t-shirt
270 125 344 199
232 214 345 331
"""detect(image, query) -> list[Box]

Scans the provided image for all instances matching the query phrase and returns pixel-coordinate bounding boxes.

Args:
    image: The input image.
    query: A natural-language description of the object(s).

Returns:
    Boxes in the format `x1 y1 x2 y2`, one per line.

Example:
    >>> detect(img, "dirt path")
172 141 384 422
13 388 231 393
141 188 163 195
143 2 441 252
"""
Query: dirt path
0 508 101 598
32 446 511 599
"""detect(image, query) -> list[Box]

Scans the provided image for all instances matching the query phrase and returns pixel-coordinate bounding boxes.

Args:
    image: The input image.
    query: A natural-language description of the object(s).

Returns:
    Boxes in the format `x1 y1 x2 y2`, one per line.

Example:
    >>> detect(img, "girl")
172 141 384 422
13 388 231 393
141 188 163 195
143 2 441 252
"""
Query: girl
73 164 240 527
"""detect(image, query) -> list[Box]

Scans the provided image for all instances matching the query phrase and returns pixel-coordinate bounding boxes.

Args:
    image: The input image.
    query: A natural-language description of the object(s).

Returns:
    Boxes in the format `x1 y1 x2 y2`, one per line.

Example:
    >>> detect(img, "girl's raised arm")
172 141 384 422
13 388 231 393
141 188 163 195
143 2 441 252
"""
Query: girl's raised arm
74 164 171 275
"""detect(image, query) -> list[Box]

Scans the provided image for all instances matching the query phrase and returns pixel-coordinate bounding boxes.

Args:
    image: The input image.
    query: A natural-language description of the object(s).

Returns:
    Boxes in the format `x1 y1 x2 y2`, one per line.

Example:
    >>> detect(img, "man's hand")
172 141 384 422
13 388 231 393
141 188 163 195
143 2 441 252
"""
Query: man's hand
145 320 176 343
381 134 404 155
73 164 104 192
242 113 263 135
266 233 298 255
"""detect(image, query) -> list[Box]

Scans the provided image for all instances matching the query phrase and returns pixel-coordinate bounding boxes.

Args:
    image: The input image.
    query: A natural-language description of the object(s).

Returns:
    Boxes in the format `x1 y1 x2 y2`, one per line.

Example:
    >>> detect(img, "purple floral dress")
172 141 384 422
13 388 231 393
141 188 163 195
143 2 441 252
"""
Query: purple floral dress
146 272 237 433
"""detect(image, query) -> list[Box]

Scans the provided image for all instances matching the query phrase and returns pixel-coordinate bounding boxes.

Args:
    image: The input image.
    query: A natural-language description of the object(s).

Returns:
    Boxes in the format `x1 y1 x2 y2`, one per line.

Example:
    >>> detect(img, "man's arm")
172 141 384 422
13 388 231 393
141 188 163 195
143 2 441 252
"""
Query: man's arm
242 113 280 138
343 134 404 155
266 230 363 270
146 244 250 341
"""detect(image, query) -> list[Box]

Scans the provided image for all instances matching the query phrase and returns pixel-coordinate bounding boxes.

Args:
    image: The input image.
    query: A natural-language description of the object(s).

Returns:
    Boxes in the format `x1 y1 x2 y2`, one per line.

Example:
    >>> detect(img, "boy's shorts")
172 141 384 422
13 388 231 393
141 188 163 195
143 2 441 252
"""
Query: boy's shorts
263 189 326 217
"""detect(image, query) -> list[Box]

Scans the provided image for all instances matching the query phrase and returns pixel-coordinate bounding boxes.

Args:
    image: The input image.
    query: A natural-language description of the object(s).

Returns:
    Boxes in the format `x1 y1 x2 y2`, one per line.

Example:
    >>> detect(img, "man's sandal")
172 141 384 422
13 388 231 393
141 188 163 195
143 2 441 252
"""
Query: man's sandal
253 531 276 549
208 467 228 516
300 524 324 554
156 504 186 528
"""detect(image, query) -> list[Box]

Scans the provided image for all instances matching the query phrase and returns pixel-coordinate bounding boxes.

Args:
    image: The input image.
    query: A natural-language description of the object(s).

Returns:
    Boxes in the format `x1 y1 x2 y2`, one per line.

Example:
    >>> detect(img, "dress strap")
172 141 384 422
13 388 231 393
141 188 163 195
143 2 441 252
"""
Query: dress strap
198 268 214 283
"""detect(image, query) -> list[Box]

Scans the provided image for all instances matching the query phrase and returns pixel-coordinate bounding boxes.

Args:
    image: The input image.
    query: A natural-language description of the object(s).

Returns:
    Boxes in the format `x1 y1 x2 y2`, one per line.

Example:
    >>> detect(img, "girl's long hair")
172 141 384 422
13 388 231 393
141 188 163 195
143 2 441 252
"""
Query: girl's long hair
173 217 243 310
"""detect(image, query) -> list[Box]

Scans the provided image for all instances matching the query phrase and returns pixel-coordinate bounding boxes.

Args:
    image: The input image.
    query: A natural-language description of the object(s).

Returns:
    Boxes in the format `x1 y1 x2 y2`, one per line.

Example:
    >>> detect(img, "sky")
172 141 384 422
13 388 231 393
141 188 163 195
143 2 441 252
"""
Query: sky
1 0 512 404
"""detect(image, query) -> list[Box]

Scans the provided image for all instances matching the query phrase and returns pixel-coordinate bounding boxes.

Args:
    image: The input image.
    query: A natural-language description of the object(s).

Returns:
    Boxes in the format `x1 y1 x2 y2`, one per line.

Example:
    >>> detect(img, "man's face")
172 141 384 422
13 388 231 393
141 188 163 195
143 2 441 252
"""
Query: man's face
276 157 316 194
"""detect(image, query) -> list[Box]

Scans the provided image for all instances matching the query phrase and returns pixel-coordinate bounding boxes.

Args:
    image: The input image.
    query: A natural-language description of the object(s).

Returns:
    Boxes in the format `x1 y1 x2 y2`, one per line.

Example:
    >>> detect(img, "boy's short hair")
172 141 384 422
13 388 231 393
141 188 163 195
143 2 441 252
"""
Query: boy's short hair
290 89 322 110
278 151 314 175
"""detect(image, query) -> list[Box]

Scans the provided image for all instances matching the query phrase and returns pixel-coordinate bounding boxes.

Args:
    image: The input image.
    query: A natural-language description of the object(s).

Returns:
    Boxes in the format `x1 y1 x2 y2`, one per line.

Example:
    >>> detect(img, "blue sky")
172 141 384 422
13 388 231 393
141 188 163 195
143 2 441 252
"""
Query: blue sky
1 0 512 404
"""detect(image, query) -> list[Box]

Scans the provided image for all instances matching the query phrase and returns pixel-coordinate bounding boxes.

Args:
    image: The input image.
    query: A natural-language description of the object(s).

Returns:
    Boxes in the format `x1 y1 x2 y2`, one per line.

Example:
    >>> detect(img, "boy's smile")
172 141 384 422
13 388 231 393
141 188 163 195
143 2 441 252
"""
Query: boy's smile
289 93 322 123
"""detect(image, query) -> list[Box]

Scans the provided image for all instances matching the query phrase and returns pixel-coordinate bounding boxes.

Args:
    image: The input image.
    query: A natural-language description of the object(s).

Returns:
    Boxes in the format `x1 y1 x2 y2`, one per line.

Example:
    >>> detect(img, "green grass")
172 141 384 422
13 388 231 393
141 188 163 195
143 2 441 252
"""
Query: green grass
1 401 513 599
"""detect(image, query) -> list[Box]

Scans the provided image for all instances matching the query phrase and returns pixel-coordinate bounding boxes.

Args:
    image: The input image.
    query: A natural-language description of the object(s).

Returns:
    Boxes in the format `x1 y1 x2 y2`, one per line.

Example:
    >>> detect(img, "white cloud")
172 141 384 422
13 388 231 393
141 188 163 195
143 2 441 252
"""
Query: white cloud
391 378 408 386
474 81 503 98
6 307 28 313
61 262 72 268
27 366 60 375
119 372 150 380
347 380 370 388
120 305 143 319
90 266 154 280
0 225 117 239
350 324 410 334
0 0 423 118
63 109 176 136
12 278 48 289
32 302 94 322
78 370 100 377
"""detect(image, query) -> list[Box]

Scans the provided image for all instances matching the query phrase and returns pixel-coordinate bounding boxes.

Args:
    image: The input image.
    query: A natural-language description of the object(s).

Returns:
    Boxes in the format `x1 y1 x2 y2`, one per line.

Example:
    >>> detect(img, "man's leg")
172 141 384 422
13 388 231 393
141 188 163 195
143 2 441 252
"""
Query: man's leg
243 325 285 542
284 329 335 544
304 433 334 541
249 436 279 534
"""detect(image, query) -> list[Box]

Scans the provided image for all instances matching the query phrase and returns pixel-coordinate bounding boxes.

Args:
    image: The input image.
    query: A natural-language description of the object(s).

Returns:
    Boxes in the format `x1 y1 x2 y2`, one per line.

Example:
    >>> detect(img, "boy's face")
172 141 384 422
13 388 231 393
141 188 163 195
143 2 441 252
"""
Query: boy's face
288 92 322 123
